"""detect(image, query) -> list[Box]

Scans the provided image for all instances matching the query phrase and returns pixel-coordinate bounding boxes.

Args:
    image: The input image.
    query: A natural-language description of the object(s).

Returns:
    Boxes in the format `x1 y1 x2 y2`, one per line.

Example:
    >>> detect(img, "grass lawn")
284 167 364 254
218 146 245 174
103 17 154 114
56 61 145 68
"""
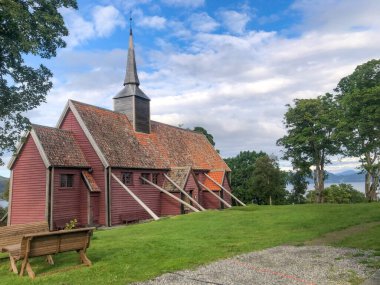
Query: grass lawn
0 203 379 284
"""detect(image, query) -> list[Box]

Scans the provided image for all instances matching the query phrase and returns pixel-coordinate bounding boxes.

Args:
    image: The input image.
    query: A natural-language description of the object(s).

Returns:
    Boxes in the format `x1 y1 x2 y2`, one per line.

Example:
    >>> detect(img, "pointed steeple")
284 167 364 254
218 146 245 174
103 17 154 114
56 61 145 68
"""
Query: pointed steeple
124 26 140 86
113 17 151 134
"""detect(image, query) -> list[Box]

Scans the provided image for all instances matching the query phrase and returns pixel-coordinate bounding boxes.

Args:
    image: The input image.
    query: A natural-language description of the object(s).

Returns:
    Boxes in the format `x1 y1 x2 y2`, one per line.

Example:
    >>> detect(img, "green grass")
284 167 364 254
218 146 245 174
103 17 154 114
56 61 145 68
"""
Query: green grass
0 203 379 284
332 223 380 270
332 224 380 252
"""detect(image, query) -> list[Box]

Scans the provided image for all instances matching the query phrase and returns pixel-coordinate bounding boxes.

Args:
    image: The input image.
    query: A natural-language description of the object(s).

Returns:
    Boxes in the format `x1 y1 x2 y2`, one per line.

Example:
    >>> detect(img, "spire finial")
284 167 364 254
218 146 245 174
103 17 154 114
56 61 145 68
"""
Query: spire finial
129 11 132 35
123 14 139 86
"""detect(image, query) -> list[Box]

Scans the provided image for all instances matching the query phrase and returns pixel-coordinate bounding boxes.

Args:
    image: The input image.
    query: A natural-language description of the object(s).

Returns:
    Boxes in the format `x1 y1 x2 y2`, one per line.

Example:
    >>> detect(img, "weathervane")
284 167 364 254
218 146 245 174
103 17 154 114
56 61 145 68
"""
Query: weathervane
129 11 133 34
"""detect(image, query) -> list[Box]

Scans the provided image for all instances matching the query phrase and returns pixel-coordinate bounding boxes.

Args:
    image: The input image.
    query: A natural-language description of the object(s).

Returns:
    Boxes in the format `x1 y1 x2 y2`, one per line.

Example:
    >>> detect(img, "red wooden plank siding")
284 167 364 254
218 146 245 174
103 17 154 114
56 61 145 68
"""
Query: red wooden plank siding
160 192 181 216
110 169 162 225
10 135 46 225
60 109 106 225
90 193 100 224
202 191 221 209
185 172 200 205
53 169 86 226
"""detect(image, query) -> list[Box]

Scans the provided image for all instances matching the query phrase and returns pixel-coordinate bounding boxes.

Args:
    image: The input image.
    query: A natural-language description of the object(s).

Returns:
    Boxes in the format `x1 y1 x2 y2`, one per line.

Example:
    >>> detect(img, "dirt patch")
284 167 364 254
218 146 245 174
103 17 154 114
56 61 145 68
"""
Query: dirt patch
305 221 380 246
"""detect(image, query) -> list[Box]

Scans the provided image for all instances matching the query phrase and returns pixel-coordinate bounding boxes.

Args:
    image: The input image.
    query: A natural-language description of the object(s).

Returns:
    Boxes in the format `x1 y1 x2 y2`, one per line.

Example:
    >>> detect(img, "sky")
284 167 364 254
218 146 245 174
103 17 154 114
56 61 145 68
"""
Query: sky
2 0 380 177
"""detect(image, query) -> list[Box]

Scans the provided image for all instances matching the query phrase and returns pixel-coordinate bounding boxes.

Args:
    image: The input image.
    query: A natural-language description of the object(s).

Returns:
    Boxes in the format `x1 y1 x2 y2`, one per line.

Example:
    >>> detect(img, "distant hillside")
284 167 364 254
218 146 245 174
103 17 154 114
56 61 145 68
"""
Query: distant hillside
306 171 365 184
326 171 365 183
0 176 9 194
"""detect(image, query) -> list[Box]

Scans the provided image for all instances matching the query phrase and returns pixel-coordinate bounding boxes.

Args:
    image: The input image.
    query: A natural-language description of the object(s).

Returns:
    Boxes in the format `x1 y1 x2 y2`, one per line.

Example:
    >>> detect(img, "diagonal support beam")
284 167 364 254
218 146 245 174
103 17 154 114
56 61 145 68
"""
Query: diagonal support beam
198 181 231 208
164 174 206 211
205 174 246 206
111 173 159 221
140 177 200 213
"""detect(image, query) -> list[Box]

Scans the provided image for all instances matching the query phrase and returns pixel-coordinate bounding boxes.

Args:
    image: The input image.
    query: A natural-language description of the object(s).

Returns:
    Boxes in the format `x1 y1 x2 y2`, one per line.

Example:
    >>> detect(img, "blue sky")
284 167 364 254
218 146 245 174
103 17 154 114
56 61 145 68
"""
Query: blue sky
2 0 380 177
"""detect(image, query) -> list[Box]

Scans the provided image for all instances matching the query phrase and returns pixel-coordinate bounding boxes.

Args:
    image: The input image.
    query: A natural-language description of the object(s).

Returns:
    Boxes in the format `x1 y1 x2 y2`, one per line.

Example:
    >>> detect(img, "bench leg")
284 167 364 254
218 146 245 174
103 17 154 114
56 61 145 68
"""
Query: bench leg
26 262 35 279
46 255 54 265
9 255 18 274
79 250 92 266
20 257 28 276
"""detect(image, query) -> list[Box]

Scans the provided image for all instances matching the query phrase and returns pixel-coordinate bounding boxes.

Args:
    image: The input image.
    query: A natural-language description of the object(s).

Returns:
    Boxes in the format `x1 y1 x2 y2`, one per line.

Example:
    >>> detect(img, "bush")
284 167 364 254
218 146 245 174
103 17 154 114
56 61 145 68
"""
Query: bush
306 183 366 203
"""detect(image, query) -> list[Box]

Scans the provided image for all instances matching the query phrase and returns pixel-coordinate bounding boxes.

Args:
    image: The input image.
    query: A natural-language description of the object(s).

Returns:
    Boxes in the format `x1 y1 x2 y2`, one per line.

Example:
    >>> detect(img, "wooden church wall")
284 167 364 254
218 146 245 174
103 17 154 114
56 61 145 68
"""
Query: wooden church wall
60 109 106 225
10 135 47 225
160 192 181 216
53 168 87 227
110 169 162 225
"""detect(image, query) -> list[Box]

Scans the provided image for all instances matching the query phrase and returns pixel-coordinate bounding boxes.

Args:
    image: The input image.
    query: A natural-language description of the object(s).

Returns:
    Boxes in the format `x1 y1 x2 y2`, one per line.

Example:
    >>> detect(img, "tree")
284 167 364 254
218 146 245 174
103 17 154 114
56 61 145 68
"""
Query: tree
2 180 9 201
335 59 380 201
277 93 340 203
0 0 77 165
193 127 215 146
287 170 308 204
251 155 288 205
225 150 266 204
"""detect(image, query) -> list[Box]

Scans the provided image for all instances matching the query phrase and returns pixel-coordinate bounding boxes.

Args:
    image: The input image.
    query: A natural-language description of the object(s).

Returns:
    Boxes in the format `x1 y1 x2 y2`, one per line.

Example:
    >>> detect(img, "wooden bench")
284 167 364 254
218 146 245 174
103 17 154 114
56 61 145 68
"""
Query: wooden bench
2 227 95 279
0 221 49 252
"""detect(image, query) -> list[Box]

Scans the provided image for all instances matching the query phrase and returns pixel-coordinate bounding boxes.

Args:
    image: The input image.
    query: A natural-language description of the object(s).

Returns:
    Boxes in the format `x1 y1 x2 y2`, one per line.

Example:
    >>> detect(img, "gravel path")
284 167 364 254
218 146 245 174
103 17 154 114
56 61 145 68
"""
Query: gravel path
134 246 379 285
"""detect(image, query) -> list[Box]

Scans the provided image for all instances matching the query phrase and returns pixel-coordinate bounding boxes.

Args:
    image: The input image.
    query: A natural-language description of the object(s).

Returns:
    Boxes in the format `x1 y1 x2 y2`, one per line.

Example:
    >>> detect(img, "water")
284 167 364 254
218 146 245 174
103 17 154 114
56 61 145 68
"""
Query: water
287 181 366 193
0 199 8 208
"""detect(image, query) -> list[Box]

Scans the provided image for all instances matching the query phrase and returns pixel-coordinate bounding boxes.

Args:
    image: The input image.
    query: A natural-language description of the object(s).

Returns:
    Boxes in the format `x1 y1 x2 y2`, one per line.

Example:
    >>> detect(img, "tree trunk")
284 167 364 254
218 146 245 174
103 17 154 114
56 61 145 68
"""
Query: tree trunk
314 166 324 203
369 173 379 202
365 172 371 201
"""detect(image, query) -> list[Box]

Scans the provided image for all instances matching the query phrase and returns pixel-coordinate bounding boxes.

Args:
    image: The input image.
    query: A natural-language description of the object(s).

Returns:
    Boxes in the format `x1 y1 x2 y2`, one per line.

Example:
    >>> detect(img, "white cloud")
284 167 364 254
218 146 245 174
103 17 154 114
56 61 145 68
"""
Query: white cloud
218 10 251 34
292 0 380 32
139 15 167 29
61 5 125 47
92 5 126 37
161 0 204 8
61 8 95 47
188 12 219 32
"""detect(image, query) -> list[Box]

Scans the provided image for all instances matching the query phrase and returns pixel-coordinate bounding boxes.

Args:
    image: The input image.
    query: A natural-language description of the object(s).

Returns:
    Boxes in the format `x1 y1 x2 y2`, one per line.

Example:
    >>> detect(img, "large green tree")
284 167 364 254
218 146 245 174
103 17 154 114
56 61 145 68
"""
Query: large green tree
277 93 340 203
251 155 287 205
225 150 266 204
0 0 77 165
335 59 380 201
193 126 215 146
287 170 308 204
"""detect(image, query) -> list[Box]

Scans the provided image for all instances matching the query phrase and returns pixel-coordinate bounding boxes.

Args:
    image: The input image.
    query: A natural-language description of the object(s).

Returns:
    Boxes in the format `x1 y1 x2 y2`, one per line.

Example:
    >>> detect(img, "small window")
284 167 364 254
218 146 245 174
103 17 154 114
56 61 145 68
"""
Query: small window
60 174 74 188
141 173 150 184
152 173 159 184
122 172 133 185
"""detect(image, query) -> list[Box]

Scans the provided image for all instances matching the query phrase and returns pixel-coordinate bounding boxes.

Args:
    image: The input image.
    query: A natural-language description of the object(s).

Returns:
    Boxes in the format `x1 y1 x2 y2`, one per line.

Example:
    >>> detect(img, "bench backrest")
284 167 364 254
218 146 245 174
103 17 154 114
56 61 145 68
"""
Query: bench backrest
20 227 94 258
0 221 49 250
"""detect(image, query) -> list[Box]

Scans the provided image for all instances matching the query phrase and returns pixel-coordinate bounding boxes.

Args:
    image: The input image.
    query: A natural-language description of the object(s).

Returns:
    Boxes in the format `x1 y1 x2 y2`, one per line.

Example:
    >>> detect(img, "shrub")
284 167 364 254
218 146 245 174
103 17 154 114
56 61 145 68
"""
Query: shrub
64 218 78 230
306 183 366 203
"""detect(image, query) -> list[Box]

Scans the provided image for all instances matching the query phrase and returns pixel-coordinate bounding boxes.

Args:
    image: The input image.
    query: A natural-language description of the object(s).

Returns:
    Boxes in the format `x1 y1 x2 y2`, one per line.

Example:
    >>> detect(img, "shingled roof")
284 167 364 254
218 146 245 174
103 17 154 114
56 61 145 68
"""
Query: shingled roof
162 167 191 192
71 100 231 171
203 171 225 191
32 124 89 167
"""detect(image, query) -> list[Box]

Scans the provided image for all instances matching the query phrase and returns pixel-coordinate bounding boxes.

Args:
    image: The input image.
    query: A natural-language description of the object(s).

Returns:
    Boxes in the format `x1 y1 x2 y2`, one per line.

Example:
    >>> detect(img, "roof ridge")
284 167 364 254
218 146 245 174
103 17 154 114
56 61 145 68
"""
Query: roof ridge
32 124 72 133
69 99 114 113
151 120 205 136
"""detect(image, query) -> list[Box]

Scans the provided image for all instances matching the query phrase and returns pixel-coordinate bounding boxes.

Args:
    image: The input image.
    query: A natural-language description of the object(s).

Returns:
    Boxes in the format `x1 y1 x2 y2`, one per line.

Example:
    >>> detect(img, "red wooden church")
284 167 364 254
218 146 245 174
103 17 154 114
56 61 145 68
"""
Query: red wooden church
7 28 238 229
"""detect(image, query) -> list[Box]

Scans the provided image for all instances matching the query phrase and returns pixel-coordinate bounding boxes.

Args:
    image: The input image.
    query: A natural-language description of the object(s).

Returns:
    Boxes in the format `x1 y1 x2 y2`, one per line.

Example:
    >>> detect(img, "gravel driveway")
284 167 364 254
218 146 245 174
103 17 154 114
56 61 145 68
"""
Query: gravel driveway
134 246 379 285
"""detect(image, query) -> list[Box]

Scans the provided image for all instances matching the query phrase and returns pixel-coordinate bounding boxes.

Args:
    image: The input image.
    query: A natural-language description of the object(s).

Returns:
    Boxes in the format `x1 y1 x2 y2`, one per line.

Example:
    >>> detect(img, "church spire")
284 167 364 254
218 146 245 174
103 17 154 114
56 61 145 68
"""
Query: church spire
113 16 151 134
124 16 140 86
